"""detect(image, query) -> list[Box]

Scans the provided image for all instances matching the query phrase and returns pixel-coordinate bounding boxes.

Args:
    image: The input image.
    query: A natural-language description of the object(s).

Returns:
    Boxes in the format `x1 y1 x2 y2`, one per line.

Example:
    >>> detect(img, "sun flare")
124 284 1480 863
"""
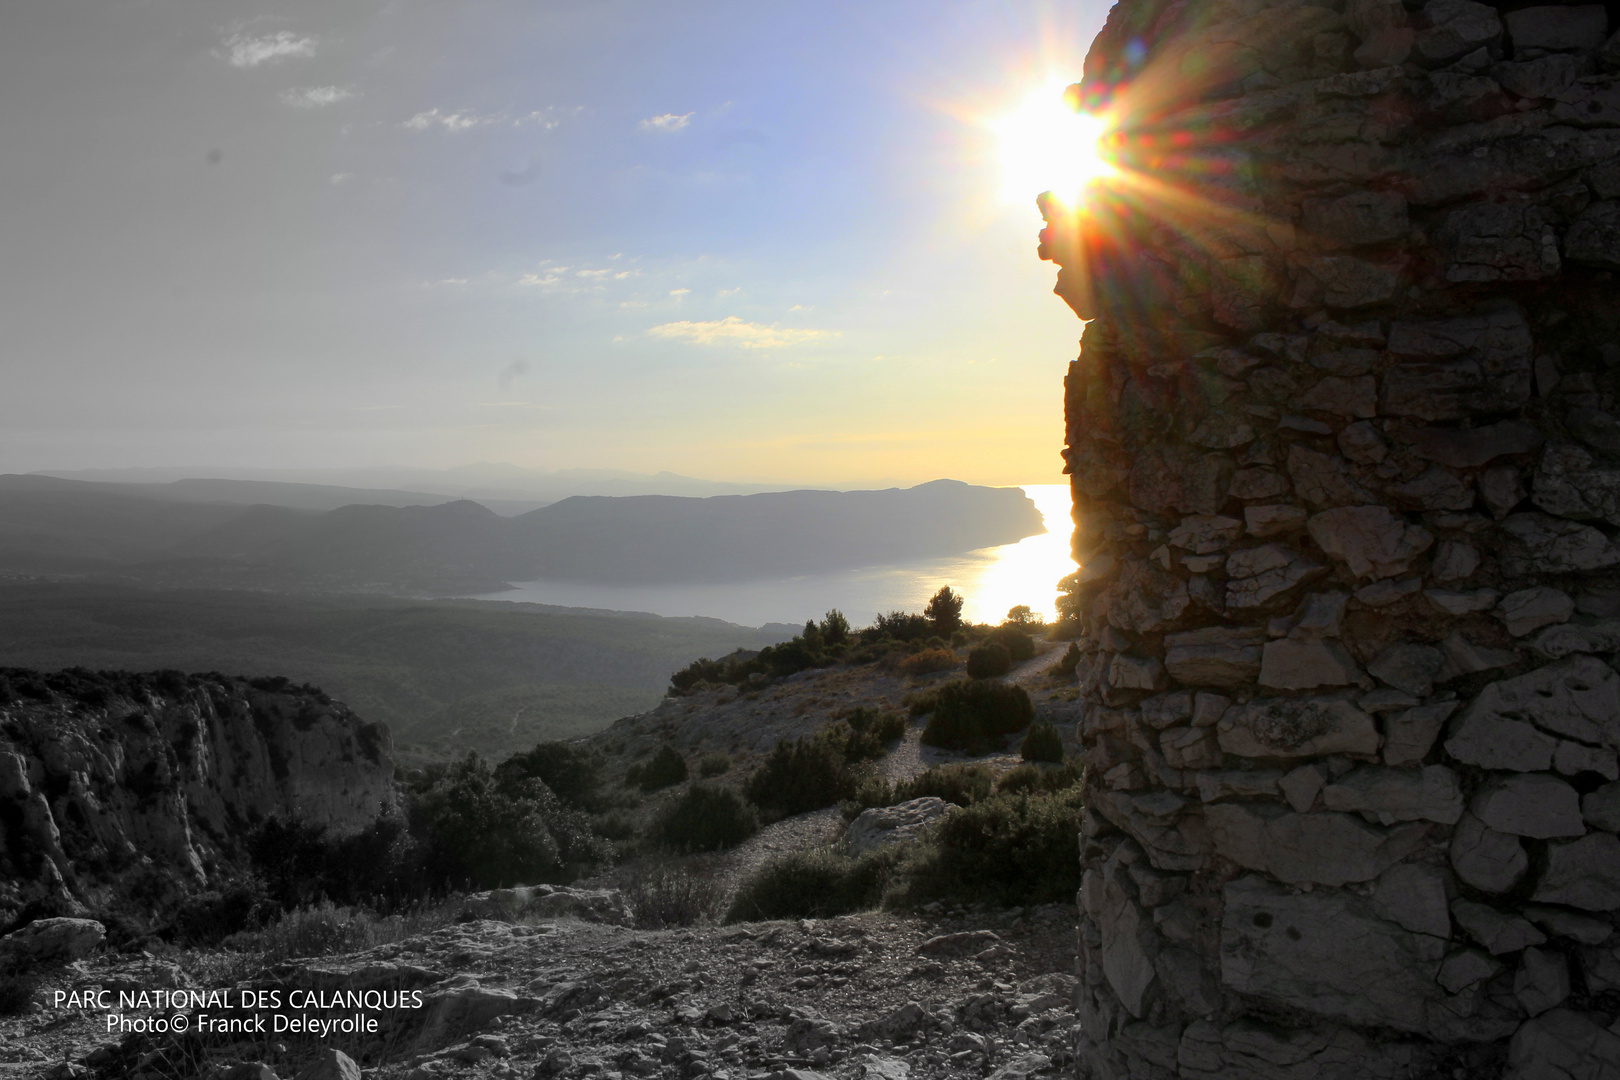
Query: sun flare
994 83 1114 207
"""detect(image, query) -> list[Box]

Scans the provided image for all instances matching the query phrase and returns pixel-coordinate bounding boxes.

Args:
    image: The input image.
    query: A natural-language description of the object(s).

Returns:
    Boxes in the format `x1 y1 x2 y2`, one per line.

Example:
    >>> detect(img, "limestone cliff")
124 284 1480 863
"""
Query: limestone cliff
1042 0 1620 1074
0 669 397 920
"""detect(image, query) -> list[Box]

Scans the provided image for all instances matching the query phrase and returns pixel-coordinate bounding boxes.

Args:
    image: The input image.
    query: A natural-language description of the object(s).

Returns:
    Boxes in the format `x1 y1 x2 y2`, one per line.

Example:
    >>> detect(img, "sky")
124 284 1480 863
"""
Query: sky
1 0 1110 488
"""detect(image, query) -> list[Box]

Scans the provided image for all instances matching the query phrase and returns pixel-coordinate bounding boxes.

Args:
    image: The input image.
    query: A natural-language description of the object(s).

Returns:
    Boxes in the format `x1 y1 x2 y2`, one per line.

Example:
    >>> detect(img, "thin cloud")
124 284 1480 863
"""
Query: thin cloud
648 316 830 349
280 85 355 109
517 272 564 287
496 359 529 391
223 31 316 69
639 112 694 133
669 288 690 298
402 108 498 132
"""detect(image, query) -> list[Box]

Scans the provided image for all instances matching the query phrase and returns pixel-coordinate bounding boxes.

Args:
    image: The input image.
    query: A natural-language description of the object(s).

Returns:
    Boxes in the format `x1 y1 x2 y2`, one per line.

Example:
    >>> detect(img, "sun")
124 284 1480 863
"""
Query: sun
993 82 1114 207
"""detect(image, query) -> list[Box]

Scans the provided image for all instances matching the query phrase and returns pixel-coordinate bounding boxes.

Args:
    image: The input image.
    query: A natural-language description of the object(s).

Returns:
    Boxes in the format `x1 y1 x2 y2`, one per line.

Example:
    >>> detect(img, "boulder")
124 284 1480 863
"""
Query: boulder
1497 586 1574 636
1506 1009 1620 1080
845 798 949 854
0 917 104 969
1451 899 1546 954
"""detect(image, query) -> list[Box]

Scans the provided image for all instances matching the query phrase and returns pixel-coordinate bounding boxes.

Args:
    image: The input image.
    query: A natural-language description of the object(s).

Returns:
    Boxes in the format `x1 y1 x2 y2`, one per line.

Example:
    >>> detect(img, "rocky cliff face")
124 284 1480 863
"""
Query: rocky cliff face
1042 0 1620 1074
0 669 397 921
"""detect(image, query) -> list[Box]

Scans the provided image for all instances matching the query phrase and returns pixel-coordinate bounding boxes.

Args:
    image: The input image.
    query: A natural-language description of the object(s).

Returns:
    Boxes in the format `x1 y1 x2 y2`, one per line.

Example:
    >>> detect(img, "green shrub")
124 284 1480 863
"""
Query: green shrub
628 745 688 792
168 880 278 946
220 899 458 965
988 625 1036 663
870 610 932 643
1020 722 1064 763
845 706 908 747
894 762 993 807
1050 642 1082 676
745 731 857 819
1005 605 1043 627
725 845 900 923
966 641 1011 679
839 774 896 819
495 741 606 810
0 974 40 1015
698 751 732 778
900 647 957 677
412 753 611 887
995 759 1081 795
820 609 851 646
919 680 1034 754
890 788 1082 906
613 858 728 929
652 784 759 852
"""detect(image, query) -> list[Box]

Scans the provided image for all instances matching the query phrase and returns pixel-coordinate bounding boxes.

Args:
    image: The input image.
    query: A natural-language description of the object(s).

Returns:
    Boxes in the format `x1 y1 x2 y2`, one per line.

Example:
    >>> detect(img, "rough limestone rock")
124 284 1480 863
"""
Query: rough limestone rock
845 798 950 854
459 886 634 927
295 1050 361 1080
1048 0 1620 1064
0 917 105 969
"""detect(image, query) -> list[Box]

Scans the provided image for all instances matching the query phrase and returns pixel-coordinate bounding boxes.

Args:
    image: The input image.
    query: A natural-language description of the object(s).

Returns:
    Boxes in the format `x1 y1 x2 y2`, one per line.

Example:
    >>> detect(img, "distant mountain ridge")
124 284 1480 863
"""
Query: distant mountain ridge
0 475 1044 594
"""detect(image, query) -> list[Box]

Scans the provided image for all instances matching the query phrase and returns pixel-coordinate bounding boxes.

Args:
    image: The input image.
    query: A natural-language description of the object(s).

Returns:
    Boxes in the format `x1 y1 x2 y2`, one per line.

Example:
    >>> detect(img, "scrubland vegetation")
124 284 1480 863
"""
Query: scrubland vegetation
28 590 1078 969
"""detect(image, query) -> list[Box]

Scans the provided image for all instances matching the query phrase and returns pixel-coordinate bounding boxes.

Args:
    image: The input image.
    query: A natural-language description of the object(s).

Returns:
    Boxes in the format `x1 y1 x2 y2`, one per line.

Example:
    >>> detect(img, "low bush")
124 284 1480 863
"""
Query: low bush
0 973 40 1015
1020 722 1064 763
613 858 728 929
988 625 1036 663
900 647 957 677
965 641 1011 679
843 708 908 756
745 731 857 819
168 880 279 946
698 751 732 778
919 680 1034 754
495 741 607 811
1050 642 1082 676
627 745 688 792
725 845 901 923
894 762 993 807
839 774 896 819
220 899 458 965
411 753 612 888
890 787 1082 906
994 759 1082 796
652 784 759 852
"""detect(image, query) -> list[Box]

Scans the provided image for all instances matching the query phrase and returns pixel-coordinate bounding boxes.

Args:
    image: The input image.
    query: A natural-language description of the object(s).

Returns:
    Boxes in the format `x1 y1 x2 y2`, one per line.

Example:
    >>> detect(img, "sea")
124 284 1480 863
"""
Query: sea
467 484 1076 631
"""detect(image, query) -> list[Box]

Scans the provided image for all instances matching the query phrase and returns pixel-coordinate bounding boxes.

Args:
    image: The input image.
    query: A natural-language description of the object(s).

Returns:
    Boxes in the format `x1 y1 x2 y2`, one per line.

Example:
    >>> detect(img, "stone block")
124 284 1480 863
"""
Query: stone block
1438 200 1562 281
1492 53 1594 99
1309 506 1433 580
1566 201 1620 269
1506 1009 1620 1080
1323 764 1465 824
1287 445 1377 508
1533 832 1620 910
1425 587 1499 615
1244 504 1308 537
1279 763 1327 812
1451 899 1547 953
1219 876 1446 1032
1497 586 1574 636
1164 627 1266 687
1205 802 1428 885
1195 768 1283 802
1367 642 1443 696
1297 375 1378 417
1554 740 1619 779
1533 618 1620 661
1382 303 1534 420
1460 655 1620 748
1225 543 1329 611
1383 702 1457 767
1338 419 1388 463
1372 862 1453 937
1404 419 1544 468
1450 812 1529 892
1515 947 1572 1016
1302 190 1409 247
1388 469 1476 512
1501 512 1620 573
1471 773 1586 838
1141 690 1193 729
1169 515 1244 554
1218 696 1380 758
1259 639 1362 690
1505 5 1610 52
1438 948 1502 992
1584 780 1620 830
1161 726 1223 770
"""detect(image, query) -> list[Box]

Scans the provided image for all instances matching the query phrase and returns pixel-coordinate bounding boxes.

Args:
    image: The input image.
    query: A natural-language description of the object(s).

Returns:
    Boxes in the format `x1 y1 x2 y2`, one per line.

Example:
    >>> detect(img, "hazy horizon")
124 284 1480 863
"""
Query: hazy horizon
2 1 1108 489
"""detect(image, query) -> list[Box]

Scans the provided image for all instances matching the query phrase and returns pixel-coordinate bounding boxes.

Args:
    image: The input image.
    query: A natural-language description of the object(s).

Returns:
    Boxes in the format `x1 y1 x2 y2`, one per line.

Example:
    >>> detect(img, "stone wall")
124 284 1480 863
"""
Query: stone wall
1041 0 1620 1074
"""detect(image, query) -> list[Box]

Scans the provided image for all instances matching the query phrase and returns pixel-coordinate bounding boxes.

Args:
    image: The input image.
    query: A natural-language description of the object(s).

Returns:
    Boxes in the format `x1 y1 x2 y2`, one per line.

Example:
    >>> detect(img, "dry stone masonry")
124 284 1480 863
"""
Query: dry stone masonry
1041 0 1620 1073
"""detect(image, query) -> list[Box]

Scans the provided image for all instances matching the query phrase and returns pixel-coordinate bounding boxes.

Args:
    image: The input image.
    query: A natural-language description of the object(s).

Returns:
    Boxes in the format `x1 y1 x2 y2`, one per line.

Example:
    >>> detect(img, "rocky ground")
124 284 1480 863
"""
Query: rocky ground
2 901 1080 1080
